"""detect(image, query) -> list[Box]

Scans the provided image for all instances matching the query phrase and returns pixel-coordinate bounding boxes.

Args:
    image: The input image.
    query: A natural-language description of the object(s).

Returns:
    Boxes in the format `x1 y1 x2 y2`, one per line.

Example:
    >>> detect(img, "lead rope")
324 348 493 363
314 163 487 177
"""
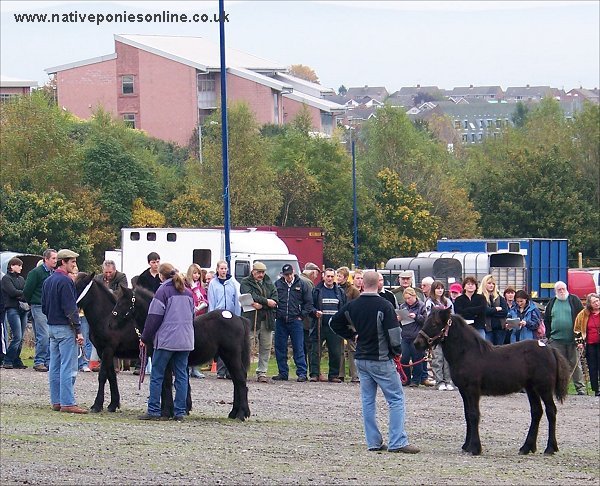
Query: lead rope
136 327 146 390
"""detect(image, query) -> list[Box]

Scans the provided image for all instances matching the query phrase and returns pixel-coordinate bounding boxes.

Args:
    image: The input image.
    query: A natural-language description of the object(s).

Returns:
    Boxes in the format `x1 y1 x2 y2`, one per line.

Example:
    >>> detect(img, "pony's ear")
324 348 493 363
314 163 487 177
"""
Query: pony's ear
440 307 451 321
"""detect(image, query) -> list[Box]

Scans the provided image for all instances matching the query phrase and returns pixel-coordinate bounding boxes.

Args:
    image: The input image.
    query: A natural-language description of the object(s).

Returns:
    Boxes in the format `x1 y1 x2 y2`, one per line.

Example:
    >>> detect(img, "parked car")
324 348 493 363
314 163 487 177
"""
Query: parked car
567 269 597 302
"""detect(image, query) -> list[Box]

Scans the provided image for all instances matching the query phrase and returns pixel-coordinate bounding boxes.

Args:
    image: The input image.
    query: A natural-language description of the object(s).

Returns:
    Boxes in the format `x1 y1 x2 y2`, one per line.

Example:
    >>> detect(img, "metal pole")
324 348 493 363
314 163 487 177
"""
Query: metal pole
198 124 202 163
219 0 231 268
352 138 358 268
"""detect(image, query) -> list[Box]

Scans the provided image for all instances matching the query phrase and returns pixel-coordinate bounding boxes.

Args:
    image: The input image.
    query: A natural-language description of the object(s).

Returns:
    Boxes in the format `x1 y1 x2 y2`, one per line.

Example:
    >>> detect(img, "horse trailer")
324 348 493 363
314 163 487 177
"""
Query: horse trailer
383 257 463 289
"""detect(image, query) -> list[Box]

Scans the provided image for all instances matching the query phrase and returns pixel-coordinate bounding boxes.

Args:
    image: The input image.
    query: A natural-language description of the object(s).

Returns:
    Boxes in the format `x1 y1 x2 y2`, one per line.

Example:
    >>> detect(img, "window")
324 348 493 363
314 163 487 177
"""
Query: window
454 120 461 130
235 261 250 281
496 119 502 128
122 75 134 94
0 93 18 103
197 73 215 92
192 249 211 268
461 134 468 142
273 92 279 124
471 133 476 143
167 233 177 242
487 119 493 127
478 133 483 141
486 242 498 252
123 113 135 129
147 232 156 242
479 119 485 128
508 242 521 253
130 232 140 241
463 120 468 129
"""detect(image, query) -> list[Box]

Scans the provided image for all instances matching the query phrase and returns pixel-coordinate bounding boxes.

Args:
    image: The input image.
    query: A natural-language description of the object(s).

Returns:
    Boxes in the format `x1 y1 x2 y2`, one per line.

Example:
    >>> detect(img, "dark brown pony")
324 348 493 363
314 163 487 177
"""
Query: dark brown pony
414 308 570 456
113 285 251 421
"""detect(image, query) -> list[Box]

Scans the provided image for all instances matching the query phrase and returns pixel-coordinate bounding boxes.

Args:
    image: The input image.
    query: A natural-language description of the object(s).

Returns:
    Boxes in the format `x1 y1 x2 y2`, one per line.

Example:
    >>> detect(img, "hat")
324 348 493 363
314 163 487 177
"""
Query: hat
399 270 412 278
56 249 79 260
252 261 267 271
281 264 294 275
304 262 320 271
449 283 463 294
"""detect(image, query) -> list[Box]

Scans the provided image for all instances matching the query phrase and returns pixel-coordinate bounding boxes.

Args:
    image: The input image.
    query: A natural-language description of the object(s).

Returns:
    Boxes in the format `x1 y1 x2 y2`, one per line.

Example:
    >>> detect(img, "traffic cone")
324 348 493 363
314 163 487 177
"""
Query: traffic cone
89 360 100 372
210 360 217 372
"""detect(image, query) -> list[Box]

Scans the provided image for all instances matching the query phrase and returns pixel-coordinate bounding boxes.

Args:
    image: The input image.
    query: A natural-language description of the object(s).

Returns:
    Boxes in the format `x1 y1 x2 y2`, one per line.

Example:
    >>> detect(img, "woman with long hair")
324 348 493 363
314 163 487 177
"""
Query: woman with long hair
425 281 455 391
479 274 509 345
139 263 194 421
511 290 542 343
574 293 600 396
185 264 208 379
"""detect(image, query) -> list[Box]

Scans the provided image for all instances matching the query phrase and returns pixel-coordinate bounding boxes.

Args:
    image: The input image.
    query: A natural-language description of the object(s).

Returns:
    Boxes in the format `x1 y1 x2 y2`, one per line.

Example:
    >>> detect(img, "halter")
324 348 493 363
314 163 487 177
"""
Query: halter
110 292 142 338
418 317 453 348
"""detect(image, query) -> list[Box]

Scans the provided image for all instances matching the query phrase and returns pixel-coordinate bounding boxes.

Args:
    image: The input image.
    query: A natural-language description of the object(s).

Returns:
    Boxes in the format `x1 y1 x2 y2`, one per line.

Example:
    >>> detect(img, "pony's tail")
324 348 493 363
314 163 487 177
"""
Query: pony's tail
240 316 251 376
552 347 570 403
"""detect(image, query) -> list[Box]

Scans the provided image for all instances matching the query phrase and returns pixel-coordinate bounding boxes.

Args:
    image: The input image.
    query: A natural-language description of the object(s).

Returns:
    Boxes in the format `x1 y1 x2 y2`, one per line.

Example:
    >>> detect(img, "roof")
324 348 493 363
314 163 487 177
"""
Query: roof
0 74 38 88
228 67 293 92
396 85 441 95
46 34 286 74
275 73 334 97
45 54 117 75
450 86 503 96
505 86 555 98
283 90 346 114
346 85 388 101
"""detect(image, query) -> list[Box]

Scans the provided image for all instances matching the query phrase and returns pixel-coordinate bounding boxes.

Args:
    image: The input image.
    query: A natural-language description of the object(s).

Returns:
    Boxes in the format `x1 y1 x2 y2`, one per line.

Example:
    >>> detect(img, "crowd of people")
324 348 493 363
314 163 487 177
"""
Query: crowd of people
1 250 599 445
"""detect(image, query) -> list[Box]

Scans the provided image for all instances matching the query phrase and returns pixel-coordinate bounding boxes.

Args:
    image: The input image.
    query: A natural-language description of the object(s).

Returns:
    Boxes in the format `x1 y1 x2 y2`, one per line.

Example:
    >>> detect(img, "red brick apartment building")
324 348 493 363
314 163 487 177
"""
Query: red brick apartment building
0 75 38 102
45 34 345 146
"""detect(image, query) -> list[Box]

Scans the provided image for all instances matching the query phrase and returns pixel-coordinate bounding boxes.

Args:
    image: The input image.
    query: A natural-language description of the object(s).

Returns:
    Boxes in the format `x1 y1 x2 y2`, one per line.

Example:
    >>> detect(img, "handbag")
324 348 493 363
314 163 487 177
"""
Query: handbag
536 320 546 339
18 301 30 313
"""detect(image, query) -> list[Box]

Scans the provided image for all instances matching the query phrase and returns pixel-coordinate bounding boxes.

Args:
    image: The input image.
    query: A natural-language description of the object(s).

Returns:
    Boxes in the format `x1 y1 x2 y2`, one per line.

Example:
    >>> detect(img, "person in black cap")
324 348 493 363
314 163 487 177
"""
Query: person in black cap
273 264 314 382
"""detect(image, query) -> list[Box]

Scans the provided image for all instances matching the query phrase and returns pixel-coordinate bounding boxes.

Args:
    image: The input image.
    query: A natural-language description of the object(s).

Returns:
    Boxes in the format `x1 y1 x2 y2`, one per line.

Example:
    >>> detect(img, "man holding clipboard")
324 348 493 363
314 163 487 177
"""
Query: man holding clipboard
239 262 278 383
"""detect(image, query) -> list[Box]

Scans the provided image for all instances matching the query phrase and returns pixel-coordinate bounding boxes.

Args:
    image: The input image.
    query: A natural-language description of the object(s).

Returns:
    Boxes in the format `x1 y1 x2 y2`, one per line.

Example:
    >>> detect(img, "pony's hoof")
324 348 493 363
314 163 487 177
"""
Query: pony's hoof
90 405 103 413
543 447 557 455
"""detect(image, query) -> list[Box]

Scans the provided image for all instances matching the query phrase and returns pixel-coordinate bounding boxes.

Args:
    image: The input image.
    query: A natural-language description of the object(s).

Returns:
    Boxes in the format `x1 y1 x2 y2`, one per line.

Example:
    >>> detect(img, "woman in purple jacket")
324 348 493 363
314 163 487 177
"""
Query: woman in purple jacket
139 263 194 421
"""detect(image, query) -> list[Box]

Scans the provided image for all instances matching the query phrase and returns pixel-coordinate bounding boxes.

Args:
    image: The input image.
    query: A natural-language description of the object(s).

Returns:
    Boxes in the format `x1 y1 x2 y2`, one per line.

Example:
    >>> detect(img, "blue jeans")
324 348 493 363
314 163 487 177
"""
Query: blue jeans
31 305 50 366
77 316 92 369
48 324 79 406
400 338 425 385
485 329 507 346
148 349 190 418
5 307 28 366
274 319 307 378
356 359 409 450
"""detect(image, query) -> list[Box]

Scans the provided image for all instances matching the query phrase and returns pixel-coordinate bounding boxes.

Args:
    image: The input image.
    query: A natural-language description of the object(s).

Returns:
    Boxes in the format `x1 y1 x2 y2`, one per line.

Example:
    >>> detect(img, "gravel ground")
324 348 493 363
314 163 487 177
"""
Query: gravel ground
1 367 598 485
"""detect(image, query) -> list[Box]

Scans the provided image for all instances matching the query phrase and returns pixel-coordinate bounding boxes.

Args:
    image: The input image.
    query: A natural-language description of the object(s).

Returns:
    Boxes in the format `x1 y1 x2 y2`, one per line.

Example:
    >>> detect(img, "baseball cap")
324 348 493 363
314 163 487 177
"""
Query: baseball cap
281 264 294 275
449 283 463 294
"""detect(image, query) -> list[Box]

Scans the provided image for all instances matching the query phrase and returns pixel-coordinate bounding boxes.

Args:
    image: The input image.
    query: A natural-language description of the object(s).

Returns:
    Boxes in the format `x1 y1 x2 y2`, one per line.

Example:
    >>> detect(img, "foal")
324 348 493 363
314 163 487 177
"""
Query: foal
414 308 570 456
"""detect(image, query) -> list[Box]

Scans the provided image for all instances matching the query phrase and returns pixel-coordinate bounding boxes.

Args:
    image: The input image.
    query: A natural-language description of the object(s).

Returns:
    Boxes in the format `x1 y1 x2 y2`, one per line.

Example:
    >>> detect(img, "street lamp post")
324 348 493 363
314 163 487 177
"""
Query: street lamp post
351 135 358 268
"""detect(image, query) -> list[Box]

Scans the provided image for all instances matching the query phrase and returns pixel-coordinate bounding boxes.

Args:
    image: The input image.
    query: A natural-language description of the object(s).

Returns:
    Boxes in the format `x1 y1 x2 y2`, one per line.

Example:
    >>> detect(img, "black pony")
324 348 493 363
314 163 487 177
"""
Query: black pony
112 285 252 421
74 272 138 413
414 308 570 456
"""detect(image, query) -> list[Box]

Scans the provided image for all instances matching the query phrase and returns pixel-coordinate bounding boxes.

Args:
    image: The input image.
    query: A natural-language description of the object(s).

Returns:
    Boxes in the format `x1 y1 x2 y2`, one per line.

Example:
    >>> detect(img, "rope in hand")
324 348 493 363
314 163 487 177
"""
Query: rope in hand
138 341 147 390
393 351 431 385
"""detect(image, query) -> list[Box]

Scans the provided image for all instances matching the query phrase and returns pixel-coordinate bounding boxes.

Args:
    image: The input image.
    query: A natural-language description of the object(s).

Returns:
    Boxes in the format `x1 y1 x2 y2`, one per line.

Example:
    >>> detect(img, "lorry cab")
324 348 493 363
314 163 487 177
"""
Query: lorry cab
568 269 597 303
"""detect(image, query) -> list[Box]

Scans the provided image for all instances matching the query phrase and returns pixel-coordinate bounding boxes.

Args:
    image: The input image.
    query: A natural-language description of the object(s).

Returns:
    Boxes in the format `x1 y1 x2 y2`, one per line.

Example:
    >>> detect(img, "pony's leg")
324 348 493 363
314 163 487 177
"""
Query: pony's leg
160 363 175 418
91 349 113 412
222 353 250 421
520 387 543 455
458 388 472 452
105 355 121 412
540 391 559 455
462 389 482 455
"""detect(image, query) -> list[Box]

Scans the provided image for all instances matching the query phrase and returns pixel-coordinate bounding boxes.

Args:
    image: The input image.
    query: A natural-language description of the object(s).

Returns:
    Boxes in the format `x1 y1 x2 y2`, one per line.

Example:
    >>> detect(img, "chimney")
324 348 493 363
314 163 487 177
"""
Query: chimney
526 84 530 88
417 84 421 89
469 84 474 89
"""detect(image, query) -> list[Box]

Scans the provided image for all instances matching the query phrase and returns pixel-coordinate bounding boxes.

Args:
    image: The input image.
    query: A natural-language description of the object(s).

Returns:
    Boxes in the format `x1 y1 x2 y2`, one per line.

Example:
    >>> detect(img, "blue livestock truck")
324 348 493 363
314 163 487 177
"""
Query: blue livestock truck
419 238 568 302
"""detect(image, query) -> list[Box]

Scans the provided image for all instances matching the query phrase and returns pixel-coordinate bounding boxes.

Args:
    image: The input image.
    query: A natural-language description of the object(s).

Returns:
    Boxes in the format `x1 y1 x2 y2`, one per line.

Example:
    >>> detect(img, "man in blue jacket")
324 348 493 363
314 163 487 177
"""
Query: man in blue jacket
272 264 314 382
330 270 419 454
41 249 87 414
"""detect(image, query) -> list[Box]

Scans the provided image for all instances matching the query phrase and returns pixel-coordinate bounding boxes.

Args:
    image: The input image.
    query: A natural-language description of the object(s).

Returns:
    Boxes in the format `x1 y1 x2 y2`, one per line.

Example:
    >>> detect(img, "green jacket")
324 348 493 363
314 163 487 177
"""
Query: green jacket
240 273 278 331
23 263 53 305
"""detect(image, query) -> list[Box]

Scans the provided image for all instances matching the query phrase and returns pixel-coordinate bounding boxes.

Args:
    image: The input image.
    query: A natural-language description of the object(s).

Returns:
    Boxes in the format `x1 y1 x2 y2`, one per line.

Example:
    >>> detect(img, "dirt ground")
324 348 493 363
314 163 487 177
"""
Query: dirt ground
0 367 598 485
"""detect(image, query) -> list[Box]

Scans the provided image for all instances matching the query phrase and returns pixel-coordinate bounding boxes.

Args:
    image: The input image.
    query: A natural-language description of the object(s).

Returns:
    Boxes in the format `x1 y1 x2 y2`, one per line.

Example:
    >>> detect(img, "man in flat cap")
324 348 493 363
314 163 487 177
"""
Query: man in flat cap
240 261 278 383
41 249 87 414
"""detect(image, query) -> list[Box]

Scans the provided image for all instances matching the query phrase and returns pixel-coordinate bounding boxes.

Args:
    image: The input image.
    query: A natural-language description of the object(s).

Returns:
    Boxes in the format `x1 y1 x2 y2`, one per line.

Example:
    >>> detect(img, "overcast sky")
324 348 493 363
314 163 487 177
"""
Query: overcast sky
1 1 598 92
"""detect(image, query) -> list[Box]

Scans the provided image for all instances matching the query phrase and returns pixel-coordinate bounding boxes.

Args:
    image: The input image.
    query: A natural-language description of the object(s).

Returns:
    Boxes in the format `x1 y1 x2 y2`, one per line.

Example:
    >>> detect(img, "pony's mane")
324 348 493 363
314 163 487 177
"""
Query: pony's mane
133 286 154 306
451 313 494 353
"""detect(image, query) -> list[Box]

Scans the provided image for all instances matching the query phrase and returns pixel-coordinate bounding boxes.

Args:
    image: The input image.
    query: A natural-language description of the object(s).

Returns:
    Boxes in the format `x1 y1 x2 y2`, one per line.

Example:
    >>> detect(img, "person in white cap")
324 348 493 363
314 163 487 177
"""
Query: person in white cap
41 249 87 414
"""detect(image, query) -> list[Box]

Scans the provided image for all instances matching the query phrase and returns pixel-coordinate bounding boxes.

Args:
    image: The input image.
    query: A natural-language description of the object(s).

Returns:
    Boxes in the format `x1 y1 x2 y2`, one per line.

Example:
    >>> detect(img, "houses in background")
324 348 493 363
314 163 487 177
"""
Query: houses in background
0 75 38 102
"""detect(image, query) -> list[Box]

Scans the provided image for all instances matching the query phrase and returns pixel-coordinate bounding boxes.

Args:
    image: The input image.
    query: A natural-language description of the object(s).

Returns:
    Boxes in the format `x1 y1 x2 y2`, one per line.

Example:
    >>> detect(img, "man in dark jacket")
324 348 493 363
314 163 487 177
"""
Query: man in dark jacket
135 252 161 293
310 268 346 382
94 260 128 293
329 270 419 454
24 248 57 371
545 281 586 395
273 264 314 382
240 261 277 383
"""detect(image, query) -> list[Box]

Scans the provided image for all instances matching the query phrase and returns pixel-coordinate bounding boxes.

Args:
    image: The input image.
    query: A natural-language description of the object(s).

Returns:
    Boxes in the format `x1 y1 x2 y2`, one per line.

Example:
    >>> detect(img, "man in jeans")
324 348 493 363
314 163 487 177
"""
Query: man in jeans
330 270 419 454
41 249 87 414
273 264 314 382
24 248 57 372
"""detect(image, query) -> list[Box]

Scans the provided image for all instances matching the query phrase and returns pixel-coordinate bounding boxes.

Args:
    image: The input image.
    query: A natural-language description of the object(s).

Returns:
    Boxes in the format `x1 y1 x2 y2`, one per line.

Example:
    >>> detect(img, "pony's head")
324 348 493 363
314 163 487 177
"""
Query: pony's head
110 285 154 330
414 307 453 351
